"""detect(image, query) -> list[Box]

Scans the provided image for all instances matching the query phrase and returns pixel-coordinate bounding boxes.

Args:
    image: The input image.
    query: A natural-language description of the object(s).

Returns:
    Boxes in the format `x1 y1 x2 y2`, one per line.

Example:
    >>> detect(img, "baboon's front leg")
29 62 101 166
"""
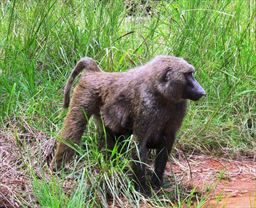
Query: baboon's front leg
132 141 149 195
151 133 175 189
94 116 116 154
50 106 88 170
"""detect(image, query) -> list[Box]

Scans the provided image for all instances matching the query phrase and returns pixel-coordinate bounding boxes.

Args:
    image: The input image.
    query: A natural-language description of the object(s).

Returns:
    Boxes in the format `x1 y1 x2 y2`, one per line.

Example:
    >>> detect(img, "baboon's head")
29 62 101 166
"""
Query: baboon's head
154 55 206 102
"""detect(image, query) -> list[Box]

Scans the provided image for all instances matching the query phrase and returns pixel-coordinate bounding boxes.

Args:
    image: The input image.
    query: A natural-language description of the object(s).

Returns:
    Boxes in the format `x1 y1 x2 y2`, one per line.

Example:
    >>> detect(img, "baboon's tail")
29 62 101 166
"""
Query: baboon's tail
63 57 101 108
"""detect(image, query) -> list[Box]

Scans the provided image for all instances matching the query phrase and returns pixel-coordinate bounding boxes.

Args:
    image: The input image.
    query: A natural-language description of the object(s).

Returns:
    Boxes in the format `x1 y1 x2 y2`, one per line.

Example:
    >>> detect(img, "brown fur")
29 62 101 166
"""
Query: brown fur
51 55 203 194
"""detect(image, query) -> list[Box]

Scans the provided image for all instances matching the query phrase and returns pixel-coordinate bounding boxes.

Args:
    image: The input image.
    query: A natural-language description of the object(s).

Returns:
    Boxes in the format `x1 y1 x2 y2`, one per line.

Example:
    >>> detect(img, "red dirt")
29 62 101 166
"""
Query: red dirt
169 155 256 208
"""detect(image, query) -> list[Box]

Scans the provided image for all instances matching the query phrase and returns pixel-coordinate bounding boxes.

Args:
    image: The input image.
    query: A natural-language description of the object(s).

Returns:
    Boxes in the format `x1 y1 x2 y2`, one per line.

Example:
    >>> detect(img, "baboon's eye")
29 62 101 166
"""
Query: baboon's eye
184 72 194 80
184 72 194 87
184 72 193 76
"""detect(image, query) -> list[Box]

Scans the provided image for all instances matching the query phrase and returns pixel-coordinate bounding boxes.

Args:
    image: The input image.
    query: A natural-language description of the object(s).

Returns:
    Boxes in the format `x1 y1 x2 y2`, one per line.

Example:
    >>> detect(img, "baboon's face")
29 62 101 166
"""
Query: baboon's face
156 57 206 102
182 71 206 101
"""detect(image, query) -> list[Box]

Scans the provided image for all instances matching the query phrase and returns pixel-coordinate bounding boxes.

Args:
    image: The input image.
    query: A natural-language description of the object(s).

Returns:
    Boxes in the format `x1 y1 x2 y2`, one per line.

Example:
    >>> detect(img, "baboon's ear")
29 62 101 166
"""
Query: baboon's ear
161 68 172 82
165 70 173 80
102 101 130 132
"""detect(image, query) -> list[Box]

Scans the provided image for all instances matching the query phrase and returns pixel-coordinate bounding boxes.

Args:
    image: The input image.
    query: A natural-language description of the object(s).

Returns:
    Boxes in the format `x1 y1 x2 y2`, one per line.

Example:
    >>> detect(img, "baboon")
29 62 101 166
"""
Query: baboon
50 55 206 195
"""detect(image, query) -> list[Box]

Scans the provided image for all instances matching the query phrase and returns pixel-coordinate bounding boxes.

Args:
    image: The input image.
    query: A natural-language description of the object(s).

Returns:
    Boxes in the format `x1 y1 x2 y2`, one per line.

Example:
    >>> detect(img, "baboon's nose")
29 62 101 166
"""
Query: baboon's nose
192 87 206 101
195 83 206 97
199 89 206 97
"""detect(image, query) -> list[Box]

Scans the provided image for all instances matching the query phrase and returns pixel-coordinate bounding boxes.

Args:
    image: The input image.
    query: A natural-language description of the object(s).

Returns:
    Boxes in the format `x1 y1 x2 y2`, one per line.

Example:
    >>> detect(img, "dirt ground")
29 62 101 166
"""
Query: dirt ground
169 155 256 208
0 123 255 207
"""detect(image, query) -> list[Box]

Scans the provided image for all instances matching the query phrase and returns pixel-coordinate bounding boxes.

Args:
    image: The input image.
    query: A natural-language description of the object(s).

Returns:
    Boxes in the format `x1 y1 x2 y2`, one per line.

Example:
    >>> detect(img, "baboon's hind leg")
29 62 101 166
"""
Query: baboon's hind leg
51 88 97 170
50 106 89 170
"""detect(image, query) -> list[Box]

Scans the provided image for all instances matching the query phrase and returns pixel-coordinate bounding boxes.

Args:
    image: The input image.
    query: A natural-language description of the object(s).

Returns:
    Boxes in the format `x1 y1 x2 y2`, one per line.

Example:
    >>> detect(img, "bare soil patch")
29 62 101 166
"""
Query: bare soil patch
170 155 256 208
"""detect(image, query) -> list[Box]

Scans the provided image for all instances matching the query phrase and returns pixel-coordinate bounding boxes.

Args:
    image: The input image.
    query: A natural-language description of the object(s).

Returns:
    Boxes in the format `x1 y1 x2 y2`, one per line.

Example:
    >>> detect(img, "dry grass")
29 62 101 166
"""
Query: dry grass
0 119 55 207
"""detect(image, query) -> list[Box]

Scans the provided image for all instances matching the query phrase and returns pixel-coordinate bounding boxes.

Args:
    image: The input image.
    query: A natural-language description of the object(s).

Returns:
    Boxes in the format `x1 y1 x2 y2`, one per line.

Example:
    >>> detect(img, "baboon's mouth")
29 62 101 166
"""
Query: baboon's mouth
190 92 206 101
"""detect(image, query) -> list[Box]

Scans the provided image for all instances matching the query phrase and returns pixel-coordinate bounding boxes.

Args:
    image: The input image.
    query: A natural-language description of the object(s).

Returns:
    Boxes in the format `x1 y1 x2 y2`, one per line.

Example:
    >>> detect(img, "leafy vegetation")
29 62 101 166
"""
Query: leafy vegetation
0 0 255 207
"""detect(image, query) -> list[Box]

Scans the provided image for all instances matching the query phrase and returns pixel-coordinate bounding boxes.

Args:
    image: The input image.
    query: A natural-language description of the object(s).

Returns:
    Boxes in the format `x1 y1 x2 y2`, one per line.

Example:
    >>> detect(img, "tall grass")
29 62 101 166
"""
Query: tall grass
0 0 255 207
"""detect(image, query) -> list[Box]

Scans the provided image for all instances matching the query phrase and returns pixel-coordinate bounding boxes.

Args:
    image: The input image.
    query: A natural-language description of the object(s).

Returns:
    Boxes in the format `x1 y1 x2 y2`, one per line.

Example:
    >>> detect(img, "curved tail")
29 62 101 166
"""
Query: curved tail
63 57 101 108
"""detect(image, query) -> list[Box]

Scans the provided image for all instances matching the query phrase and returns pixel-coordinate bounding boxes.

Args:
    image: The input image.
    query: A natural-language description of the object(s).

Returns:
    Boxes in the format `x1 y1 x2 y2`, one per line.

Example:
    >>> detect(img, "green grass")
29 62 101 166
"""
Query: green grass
0 0 255 207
